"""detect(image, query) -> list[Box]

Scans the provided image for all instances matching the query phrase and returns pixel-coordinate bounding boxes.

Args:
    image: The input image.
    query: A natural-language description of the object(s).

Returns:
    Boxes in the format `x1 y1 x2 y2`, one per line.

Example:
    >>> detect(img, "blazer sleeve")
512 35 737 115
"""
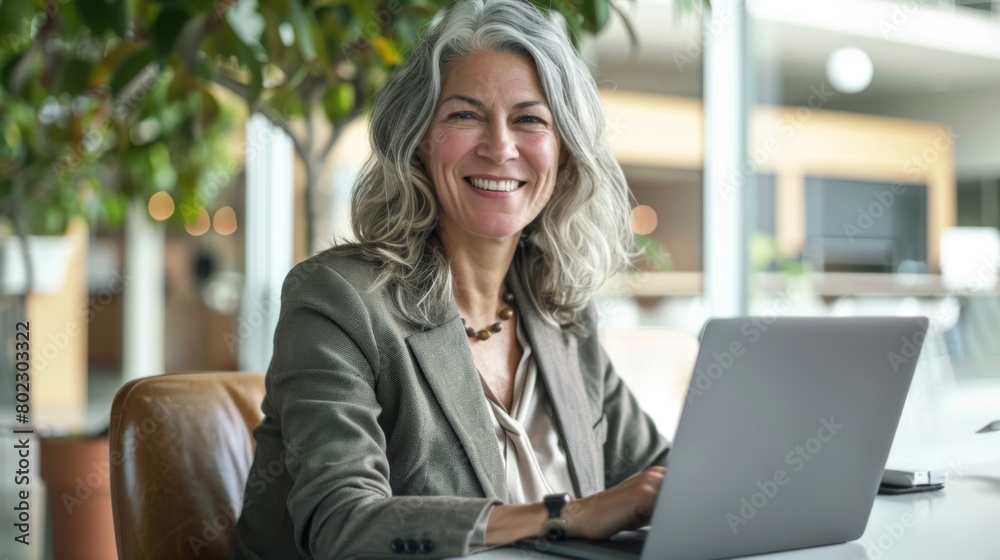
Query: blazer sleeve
581 303 670 488
268 261 501 559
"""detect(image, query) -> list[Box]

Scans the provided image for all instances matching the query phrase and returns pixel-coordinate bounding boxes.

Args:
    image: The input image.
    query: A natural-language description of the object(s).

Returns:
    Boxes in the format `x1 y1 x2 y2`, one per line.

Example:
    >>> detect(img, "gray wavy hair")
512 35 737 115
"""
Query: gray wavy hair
350 0 634 330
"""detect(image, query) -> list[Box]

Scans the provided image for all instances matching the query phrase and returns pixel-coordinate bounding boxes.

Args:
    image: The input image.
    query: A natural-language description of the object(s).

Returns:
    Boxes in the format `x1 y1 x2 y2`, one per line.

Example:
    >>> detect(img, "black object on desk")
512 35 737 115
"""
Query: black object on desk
976 420 1000 433
878 483 945 495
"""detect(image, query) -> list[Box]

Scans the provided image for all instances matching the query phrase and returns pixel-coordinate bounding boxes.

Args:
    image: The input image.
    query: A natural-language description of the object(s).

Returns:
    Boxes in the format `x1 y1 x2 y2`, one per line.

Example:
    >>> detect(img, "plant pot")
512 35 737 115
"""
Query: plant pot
40 435 116 560
0 234 74 295
0 221 89 428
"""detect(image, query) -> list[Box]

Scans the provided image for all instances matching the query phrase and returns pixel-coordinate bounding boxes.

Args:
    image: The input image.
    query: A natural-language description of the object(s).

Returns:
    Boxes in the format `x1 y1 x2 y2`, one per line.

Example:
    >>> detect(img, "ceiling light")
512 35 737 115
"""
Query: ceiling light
825 47 873 94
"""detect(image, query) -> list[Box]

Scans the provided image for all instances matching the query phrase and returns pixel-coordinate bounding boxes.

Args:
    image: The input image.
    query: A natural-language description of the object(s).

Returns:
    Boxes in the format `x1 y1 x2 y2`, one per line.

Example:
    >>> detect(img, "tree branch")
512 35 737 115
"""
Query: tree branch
322 122 340 160
301 75 327 157
211 71 310 165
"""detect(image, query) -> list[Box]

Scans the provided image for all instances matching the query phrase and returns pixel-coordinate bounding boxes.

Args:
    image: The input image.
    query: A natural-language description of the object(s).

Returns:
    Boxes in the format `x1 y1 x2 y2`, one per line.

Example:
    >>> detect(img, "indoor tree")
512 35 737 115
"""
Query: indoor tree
1 0 663 253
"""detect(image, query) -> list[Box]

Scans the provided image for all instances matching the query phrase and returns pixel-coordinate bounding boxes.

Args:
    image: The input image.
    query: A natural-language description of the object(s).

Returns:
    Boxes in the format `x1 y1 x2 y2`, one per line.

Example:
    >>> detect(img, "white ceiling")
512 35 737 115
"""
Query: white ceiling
589 0 1000 175
591 0 1000 106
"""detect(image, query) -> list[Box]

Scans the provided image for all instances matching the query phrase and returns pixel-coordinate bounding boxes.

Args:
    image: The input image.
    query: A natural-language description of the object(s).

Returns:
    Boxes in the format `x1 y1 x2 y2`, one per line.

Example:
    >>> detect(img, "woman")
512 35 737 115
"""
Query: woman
232 0 668 557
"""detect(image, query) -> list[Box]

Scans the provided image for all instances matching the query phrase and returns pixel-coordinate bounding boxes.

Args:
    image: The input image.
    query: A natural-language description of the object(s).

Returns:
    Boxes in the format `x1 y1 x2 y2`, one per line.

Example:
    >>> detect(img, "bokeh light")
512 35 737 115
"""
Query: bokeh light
148 191 175 221
631 205 658 235
213 206 238 236
184 208 211 236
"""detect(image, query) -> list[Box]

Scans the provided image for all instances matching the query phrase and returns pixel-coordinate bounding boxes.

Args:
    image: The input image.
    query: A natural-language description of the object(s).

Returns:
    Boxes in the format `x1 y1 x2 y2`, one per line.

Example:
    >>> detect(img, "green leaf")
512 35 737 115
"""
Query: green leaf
562 8 583 49
149 0 191 8
268 87 306 119
289 0 317 62
150 8 190 58
322 81 355 122
51 57 94 97
72 0 109 36
1 52 27 96
43 206 68 235
308 13 330 66
215 20 263 105
370 36 401 67
260 18 285 55
109 46 158 98
166 63 198 103
583 0 611 33
0 0 34 40
109 0 129 38
74 0 129 38
199 89 220 124
101 192 127 228
392 14 420 51
91 43 138 85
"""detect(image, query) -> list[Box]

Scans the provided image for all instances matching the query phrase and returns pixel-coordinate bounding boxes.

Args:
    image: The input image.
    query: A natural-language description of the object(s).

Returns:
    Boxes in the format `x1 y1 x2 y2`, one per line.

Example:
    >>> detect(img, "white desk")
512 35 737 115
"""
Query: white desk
457 378 1000 560
855 459 1000 559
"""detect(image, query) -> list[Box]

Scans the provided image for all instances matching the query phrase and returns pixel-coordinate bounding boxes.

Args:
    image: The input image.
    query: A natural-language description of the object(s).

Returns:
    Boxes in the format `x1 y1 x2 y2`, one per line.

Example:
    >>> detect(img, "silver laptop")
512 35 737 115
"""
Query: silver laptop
542 316 928 560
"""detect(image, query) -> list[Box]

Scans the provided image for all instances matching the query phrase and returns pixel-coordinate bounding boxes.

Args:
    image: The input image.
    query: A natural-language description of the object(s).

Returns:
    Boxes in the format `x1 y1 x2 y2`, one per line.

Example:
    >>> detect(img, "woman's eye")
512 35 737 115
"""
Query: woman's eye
447 111 477 120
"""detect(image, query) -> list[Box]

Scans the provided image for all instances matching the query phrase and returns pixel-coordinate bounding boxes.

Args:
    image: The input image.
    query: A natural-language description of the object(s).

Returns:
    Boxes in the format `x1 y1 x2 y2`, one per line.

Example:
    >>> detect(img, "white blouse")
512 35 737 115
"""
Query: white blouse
469 315 576 545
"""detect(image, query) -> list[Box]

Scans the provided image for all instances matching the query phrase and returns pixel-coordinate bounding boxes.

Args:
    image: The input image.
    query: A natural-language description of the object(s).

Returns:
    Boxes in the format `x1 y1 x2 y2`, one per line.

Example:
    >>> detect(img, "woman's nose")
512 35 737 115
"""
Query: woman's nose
477 121 518 164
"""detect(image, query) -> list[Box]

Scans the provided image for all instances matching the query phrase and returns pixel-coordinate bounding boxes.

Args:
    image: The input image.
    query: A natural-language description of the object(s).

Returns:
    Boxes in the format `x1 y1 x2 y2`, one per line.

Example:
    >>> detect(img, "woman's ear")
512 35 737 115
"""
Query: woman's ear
559 147 569 167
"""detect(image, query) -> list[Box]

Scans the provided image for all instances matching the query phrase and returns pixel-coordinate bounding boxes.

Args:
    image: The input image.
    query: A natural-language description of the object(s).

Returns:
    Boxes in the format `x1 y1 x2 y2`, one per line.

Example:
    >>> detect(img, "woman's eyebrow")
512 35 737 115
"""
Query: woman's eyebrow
440 95 549 111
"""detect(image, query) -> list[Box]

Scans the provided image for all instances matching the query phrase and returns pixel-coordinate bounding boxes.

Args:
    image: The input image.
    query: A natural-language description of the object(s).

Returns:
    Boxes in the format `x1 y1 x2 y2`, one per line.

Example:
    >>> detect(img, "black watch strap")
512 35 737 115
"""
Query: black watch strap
543 493 571 518
542 493 571 540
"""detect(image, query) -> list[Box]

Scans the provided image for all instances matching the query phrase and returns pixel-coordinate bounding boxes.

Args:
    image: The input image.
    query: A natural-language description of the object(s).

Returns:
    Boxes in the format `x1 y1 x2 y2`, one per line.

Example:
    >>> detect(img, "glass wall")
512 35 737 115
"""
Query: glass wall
747 0 1000 375
586 0 1000 461
590 0 707 336
742 0 1000 476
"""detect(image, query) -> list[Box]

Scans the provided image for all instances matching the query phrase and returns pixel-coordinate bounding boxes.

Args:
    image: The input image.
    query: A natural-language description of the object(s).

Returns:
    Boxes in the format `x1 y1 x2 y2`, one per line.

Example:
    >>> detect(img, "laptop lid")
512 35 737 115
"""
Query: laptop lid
640 316 928 560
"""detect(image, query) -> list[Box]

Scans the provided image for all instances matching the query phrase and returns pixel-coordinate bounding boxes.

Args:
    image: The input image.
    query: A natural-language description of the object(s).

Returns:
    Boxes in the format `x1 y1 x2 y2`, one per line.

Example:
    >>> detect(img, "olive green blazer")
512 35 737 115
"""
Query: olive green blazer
232 247 668 560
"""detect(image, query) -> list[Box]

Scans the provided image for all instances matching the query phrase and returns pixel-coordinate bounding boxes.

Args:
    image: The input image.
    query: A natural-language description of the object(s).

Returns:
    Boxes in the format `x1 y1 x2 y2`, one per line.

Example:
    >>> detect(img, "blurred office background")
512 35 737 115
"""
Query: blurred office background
1 0 999 558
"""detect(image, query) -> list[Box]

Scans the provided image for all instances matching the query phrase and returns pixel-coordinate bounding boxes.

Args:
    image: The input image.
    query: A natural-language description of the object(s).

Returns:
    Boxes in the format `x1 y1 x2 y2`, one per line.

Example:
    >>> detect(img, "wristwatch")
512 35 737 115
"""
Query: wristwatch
542 493 572 540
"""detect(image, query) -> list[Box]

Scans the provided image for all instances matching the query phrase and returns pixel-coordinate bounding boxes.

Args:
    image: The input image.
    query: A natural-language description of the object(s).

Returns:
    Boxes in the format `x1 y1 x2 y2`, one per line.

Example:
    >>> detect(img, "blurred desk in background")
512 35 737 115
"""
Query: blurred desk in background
608 272 1000 298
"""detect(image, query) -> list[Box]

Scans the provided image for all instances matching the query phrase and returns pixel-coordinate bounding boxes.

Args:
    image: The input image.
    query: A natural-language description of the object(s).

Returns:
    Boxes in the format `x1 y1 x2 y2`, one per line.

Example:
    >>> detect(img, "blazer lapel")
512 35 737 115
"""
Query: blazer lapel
407 318 507 500
506 263 604 497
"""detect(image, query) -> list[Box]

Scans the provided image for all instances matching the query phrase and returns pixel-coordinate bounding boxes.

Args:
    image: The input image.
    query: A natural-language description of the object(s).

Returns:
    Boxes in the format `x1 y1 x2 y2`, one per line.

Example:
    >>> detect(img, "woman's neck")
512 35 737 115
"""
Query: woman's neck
438 223 520 324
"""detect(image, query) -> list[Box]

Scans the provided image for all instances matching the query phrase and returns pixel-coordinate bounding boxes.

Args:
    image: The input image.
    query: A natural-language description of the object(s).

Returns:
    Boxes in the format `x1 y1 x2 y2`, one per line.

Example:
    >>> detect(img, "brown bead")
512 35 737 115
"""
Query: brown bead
503 292 515 303
498 308 513 320
465 327 476 337
489 322 503 333
476 330 491 341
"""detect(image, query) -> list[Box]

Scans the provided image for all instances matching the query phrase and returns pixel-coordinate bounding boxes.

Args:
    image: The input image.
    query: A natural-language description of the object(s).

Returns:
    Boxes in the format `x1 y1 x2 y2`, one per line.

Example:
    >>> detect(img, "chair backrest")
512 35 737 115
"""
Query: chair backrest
109 372 266 560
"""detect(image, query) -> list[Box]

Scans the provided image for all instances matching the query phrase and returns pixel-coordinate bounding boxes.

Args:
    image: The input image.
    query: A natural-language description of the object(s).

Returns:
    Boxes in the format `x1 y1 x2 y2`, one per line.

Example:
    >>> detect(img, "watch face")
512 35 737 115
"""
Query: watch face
544 518 567 540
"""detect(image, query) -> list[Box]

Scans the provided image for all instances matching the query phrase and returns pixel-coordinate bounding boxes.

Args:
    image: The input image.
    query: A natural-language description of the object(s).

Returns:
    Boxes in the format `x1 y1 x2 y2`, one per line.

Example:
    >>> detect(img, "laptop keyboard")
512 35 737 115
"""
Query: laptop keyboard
580 538 645 553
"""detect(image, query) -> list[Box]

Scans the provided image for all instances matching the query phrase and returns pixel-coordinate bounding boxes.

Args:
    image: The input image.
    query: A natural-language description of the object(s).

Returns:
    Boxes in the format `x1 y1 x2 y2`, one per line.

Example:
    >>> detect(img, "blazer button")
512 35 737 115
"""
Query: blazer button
419 539 435 553
391 539 404 553
404 539 419 553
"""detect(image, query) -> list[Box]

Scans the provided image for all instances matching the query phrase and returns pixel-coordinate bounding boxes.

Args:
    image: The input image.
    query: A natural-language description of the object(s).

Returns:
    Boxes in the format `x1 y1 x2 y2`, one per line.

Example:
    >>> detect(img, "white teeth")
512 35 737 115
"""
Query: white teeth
468 177 521 192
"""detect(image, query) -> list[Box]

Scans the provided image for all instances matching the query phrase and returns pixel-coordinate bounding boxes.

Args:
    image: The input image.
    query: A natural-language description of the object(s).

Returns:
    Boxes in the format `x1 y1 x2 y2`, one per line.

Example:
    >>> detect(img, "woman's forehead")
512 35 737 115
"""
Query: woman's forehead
439 50 547 104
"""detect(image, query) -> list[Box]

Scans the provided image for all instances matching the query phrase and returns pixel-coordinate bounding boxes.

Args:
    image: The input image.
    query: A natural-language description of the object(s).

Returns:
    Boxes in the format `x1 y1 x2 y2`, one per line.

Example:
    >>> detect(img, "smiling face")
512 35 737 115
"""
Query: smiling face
419 49 565 242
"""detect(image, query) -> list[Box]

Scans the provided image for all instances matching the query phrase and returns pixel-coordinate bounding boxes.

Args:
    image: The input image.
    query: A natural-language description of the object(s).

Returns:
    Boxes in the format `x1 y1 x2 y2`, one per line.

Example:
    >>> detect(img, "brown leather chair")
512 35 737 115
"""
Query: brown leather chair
109 372 266 560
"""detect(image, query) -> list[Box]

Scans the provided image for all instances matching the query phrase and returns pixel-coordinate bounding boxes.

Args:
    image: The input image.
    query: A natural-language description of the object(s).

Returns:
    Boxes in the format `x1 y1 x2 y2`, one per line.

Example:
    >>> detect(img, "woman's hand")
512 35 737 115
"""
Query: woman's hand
562 466 666 540
484 466 665 546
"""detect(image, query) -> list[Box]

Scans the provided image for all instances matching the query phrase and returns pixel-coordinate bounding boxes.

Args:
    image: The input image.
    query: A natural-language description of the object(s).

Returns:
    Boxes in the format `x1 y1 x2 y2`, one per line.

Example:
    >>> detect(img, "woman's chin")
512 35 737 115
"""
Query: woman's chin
477 231 522 243
439 215 533 244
